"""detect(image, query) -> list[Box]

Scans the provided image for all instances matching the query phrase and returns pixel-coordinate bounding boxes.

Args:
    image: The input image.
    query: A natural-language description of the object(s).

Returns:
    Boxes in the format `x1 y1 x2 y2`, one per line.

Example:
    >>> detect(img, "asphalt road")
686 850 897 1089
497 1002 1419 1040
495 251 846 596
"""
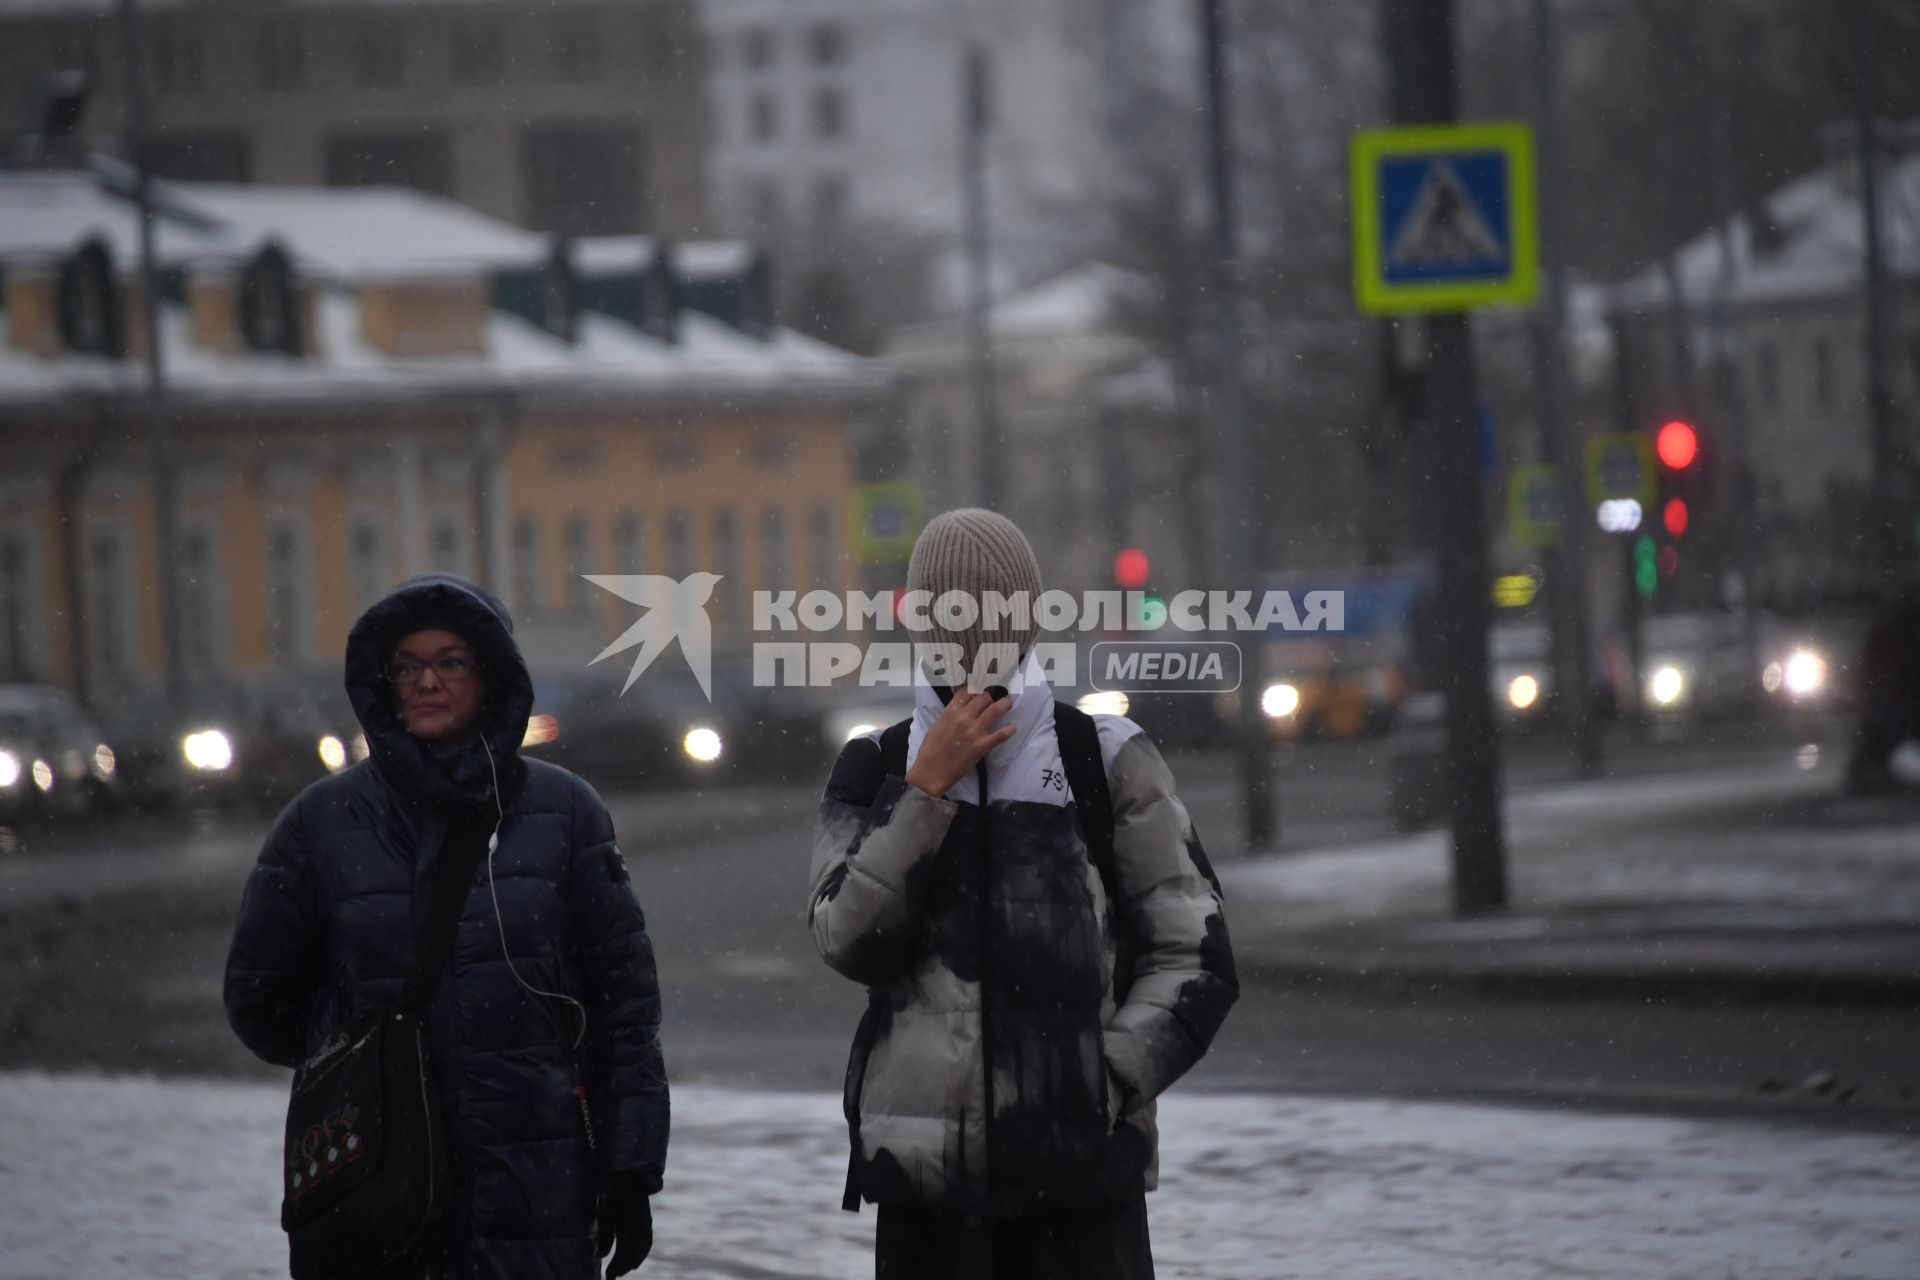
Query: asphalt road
2 716 1913 1130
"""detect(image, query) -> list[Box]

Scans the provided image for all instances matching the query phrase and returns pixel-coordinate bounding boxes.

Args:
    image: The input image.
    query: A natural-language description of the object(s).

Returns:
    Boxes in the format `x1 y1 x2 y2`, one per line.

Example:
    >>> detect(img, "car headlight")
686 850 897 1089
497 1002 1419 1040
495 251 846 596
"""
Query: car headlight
91 744 116 780
1782 648 1826 698
182 729 235 771
682 726 723 762
1261 683 1301 718
843 722 879 743
31 758 54 792
0 750 19 789
1507 674 1540 710
350 733 370 763
1076 690 1131 718
318 735 348 772
1647 666 1686 708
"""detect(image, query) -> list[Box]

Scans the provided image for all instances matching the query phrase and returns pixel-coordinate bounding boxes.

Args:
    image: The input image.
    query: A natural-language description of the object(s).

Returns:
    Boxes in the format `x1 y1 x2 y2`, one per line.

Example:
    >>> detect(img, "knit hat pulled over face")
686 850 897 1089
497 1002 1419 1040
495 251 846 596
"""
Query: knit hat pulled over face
906 508 1044 688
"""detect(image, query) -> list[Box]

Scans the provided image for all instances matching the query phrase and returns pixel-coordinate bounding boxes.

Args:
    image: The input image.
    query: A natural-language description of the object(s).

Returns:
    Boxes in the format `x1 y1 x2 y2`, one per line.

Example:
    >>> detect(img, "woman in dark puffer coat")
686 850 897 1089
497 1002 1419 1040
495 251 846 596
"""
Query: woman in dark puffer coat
225 574 667 1279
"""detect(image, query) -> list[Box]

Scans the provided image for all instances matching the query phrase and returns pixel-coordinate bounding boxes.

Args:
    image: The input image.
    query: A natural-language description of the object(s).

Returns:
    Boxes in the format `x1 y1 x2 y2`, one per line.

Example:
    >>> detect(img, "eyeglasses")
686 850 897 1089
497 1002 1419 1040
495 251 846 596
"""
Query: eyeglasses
387 653 479 688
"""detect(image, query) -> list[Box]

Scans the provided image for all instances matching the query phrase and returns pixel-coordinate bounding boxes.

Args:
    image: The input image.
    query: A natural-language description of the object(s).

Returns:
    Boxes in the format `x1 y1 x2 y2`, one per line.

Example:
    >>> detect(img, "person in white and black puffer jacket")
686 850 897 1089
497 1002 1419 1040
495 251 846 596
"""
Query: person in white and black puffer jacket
808 509 1238 1280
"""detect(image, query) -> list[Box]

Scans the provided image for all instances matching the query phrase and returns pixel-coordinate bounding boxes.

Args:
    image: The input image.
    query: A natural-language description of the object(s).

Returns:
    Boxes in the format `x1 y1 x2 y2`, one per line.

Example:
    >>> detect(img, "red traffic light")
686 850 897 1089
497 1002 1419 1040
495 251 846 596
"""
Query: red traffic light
1113 547 1151 590
1657 420 1698 470
1663 497 1690 539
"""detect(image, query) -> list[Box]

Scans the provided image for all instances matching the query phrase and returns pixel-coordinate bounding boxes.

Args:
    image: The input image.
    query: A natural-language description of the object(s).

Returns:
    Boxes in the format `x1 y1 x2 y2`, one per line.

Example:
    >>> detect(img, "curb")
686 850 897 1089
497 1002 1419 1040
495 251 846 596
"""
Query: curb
1239 952 1920 1009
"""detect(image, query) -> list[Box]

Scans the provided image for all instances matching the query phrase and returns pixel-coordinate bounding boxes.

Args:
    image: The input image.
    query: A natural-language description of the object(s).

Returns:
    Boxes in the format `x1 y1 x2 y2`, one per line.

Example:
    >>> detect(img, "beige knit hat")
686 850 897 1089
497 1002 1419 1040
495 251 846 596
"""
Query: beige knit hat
906 508 1044 688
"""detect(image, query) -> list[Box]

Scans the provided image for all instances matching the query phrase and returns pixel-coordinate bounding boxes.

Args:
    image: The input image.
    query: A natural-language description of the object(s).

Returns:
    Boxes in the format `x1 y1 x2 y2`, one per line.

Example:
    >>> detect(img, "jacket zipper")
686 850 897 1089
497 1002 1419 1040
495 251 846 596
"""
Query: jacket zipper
973 759 995 1215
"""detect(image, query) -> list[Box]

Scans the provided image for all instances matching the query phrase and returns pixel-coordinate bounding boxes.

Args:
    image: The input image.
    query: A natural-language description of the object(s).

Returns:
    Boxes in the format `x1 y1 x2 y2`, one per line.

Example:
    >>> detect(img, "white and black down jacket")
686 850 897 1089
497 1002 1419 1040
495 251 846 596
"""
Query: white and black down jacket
809 663 1238 1217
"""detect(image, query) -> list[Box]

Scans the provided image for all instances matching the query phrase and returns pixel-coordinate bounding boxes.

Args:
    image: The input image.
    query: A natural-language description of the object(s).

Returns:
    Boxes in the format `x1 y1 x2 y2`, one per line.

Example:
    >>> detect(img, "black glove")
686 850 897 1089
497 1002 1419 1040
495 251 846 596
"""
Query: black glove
597 1172 654 1277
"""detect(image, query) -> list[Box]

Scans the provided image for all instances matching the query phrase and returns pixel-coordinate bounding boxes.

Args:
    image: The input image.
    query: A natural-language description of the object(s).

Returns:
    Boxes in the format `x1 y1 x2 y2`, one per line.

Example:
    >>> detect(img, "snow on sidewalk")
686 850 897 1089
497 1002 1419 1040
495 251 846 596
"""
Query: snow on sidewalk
2 1072 1915 1279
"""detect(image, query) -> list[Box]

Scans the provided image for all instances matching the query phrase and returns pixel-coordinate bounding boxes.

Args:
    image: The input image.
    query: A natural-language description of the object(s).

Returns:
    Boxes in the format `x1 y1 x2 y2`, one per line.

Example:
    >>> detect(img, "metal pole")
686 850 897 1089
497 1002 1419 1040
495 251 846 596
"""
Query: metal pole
1381 0 1506 912
117 0 187 715
961 44 1003 510
1852 3 1898 588
1198 0 1274 850
1528 0 1600 777
1704 45 1762 701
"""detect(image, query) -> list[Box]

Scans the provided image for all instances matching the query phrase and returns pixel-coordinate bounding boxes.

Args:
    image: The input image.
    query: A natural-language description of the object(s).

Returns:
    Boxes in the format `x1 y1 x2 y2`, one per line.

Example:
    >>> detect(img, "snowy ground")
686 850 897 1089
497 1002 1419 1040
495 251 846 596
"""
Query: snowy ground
3 1073 1916 1279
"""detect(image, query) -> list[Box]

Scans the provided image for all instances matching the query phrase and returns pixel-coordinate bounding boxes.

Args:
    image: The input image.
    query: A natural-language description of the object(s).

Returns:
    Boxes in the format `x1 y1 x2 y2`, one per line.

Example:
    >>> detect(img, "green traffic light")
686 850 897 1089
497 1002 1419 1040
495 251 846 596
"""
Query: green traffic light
1633 534 1657 598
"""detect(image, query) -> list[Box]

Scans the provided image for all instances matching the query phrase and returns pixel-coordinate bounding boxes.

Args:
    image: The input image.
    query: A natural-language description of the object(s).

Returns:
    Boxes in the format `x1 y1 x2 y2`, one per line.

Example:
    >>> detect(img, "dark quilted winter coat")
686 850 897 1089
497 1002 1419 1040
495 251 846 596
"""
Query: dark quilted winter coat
225 574 668 1280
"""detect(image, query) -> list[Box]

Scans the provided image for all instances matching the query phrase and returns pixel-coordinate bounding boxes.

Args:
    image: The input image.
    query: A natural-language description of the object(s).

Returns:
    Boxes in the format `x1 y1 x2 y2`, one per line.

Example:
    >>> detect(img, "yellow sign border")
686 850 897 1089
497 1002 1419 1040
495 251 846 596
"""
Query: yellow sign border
1583 433 1656 508
1351 121 1539 315
850 482 924 565
1507 463 1561 549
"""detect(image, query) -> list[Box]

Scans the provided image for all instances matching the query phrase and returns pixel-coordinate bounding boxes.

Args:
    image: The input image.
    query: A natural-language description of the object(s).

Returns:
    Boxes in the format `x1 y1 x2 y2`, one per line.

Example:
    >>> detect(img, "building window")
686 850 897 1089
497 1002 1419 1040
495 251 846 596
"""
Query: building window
141 133 252 182
563 517 592 610
512 518 541 615
265 520 311 667
1756 341 1779 409
86 526 134 692
178 522 225 679
813 86 847 139
813 172 850 228
257 23 306 91
0 530 36 681
759 507 787 601
430 511 472 580
349 517 390 611
153 25 205 93
713 511 740 630
741 26 774 71
810 21 847 66
522 121 647 236
809 504 835 589
667 511 692 578
1813 335 1834 407
452 24 506 87
352 22 407 89
612 512 643 574
747 176 783 234
50 24 97 77
552 12 603 81
325 129 454 197
750 92 780 143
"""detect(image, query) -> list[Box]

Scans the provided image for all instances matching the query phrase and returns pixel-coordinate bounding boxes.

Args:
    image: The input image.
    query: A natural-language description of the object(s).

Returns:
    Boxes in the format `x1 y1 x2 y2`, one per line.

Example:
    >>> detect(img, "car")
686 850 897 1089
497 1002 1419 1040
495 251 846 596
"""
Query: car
104 677 349 809
0 684 119 820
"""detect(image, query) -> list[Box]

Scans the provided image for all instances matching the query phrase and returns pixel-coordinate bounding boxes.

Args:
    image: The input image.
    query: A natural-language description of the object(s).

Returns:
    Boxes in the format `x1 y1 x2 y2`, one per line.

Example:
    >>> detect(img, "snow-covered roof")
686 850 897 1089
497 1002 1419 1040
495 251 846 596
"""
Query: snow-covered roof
571 237 761 279
1610 149 1920 312
169 182 552 280
0 172 878 406
0 172 241 269
989 263 1140 335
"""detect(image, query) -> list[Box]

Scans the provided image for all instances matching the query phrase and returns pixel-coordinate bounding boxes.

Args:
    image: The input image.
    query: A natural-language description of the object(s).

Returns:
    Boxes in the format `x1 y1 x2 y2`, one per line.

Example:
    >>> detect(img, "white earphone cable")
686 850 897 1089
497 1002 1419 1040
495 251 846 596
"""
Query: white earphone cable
482 737 587 1051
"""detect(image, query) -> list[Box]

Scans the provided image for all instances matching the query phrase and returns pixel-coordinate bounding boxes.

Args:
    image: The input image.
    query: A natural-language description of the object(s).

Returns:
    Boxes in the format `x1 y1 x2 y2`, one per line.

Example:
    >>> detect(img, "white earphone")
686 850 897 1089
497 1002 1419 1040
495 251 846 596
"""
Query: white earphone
483 737 588 1050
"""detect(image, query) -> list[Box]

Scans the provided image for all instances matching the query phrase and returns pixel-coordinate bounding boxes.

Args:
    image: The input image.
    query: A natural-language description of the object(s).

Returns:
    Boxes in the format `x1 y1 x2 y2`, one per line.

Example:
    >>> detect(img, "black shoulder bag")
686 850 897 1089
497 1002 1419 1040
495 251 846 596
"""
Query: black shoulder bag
279 837 482 1279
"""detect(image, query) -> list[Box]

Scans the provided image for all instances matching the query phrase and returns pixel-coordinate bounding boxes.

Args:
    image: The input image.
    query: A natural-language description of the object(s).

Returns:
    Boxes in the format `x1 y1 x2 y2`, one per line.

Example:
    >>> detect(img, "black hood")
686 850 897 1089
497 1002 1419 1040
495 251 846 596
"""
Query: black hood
344 573 534 810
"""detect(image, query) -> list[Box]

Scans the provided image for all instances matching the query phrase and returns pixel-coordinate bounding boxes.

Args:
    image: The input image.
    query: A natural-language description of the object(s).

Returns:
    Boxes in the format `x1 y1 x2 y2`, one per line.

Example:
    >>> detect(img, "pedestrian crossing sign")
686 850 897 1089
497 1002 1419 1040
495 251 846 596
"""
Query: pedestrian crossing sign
1351 122 1538 314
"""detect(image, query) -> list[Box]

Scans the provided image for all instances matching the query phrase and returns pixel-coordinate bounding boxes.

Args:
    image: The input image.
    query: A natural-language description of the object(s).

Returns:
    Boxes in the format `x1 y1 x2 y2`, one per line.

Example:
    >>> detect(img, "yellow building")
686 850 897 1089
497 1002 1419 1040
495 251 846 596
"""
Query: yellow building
0 173 883 710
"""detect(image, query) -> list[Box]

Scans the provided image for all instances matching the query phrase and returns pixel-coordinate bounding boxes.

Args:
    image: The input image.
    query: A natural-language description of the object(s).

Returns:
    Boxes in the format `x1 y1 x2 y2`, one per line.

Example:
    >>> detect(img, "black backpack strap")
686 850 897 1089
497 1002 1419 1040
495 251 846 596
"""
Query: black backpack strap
1052 701 1116 898
401 824 488 1015
878 717 912 780
1053 701 1134 1001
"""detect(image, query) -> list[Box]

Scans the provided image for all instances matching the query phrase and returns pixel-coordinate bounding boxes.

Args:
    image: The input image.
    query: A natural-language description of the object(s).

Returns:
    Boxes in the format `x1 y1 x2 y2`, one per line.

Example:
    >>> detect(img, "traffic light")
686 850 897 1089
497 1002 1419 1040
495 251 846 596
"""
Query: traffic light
1653 420 1703 588
1112 547 1150 591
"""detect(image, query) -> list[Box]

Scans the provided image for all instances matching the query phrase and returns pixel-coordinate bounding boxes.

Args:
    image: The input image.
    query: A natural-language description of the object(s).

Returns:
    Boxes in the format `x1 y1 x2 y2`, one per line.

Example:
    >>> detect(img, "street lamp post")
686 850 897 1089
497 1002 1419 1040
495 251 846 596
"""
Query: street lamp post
117 0 189 716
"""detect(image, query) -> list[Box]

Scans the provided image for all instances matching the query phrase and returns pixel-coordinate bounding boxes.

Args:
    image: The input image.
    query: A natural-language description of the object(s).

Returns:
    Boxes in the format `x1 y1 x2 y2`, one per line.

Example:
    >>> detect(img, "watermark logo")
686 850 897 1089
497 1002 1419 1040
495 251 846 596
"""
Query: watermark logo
583 581 1342 697
585 573 723 699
